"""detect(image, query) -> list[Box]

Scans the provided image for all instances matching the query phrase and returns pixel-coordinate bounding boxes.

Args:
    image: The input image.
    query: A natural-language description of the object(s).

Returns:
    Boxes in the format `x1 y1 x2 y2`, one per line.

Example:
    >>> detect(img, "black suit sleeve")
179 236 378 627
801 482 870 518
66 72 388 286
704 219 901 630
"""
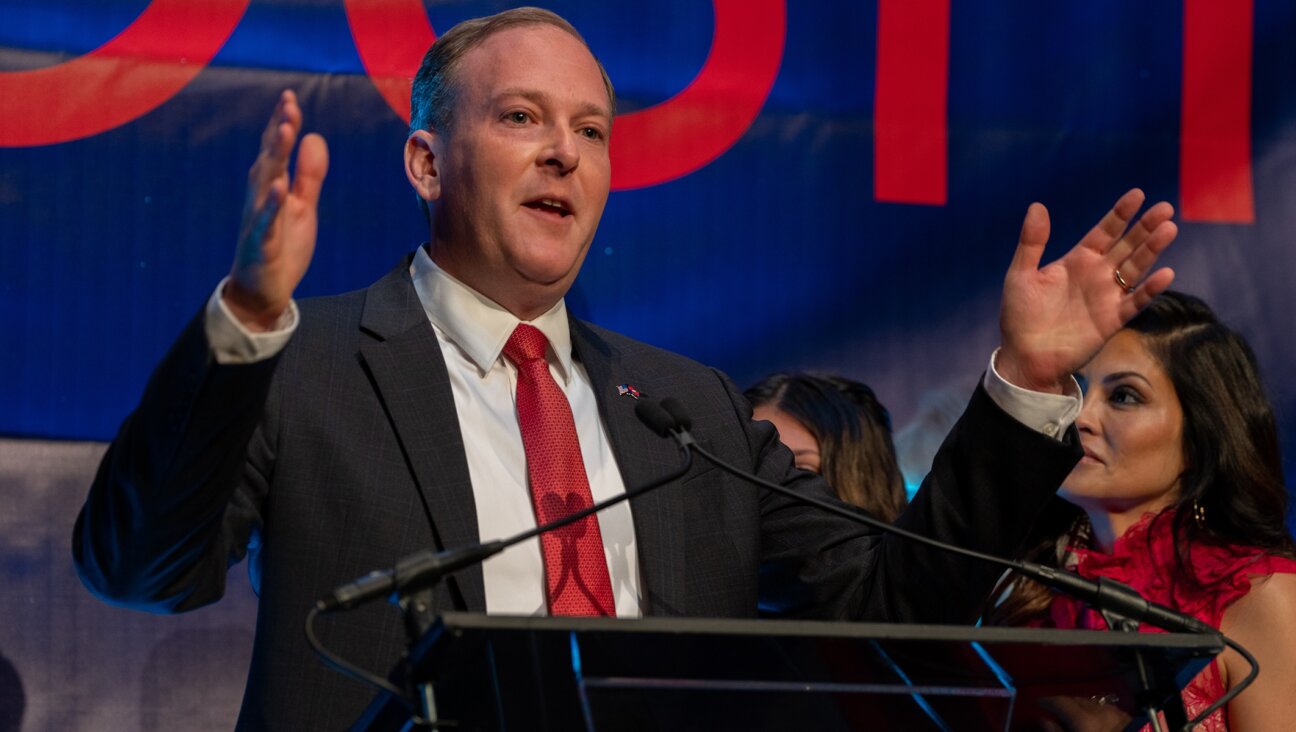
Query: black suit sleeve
72 310 279 612
739 373 1081 624
860 384 1081 622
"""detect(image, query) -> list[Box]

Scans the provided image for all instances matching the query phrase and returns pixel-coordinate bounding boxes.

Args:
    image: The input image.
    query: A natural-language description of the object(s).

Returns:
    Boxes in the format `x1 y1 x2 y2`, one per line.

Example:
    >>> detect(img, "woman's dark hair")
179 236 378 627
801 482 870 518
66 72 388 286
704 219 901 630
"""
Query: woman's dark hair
745 373 908 521
988 290 1295 625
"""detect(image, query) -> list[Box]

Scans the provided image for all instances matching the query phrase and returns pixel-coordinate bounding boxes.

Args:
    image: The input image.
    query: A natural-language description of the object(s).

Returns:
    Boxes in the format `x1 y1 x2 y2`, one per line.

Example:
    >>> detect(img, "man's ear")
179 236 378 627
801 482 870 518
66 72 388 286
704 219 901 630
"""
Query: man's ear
405 130 441 202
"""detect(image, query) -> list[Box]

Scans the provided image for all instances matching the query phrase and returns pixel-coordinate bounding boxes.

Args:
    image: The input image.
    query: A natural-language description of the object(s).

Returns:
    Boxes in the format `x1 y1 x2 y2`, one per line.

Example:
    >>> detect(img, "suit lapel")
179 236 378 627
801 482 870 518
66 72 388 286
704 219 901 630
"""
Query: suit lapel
570 319 690 616
356 261 486 612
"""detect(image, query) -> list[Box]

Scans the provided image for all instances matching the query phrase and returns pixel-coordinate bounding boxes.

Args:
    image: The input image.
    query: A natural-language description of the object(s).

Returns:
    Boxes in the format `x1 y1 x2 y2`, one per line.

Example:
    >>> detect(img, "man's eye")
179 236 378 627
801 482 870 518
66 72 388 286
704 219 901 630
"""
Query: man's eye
579 126 604 141
505 111 530 124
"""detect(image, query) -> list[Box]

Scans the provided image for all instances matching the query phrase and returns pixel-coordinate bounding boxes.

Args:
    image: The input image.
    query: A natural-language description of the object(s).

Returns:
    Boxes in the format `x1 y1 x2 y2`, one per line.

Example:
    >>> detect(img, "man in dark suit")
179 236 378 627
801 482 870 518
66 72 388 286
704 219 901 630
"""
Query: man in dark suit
73 8 1179 730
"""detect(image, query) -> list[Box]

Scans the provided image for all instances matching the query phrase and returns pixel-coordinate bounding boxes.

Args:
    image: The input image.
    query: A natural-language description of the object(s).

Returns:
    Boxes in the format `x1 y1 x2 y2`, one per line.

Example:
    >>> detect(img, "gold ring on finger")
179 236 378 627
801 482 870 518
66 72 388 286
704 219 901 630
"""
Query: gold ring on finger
1114 268 1135 294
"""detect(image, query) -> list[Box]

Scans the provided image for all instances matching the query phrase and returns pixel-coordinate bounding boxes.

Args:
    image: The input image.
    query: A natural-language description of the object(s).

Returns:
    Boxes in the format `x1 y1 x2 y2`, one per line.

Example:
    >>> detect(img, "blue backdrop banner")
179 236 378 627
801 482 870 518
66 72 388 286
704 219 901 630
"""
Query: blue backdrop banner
3 1 1295 502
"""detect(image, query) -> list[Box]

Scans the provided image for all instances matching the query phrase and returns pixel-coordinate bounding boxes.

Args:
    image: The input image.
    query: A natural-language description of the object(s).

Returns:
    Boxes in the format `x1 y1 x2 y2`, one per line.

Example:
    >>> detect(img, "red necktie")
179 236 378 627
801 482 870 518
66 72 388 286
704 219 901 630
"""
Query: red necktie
503 323 616 616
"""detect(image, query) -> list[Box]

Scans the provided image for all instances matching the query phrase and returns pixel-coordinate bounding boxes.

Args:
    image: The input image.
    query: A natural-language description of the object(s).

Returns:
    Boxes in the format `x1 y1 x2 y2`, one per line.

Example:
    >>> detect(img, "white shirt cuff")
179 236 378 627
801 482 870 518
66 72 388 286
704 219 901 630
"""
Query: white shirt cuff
981 348 1082 440
204 277 298 365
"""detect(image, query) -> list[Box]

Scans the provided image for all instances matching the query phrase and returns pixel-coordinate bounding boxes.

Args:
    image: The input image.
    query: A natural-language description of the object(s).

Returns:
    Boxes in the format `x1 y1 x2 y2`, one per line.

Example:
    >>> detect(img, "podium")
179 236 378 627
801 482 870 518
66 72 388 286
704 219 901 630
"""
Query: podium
352 613 1221 731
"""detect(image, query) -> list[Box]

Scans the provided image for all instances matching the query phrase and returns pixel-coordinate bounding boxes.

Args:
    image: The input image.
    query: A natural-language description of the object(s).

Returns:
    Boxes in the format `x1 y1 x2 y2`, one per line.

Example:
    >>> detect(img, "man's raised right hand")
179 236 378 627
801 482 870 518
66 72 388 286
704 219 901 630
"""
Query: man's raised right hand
225 89 329 332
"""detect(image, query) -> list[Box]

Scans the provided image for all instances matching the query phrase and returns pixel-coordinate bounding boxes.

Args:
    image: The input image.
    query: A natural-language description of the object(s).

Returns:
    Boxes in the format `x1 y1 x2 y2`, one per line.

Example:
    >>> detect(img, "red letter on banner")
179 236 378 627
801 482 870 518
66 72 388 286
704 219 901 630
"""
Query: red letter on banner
1181 0 1254 223
608 0 784 190
345 0 784 191
0 0 248 148
873 0 949 205
344 0 436 124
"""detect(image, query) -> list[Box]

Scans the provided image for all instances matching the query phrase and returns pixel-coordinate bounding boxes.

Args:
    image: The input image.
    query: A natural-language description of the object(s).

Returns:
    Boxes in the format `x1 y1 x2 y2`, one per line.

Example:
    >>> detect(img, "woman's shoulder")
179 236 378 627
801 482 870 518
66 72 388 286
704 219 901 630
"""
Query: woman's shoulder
1180 542 1296 624
1217 571 1296 728
1221 569 1296 628
1188 540 1296 579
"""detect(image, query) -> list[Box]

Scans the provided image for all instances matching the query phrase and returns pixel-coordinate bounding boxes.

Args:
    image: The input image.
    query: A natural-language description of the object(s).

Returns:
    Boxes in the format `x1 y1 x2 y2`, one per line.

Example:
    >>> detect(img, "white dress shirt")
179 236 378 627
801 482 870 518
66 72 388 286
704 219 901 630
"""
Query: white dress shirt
204 254 1080 619
407 249 639 616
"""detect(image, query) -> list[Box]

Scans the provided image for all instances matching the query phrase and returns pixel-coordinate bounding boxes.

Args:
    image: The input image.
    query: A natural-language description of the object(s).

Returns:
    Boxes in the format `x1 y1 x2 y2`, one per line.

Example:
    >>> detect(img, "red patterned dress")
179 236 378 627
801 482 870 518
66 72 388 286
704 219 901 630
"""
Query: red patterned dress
1045 510 1296 731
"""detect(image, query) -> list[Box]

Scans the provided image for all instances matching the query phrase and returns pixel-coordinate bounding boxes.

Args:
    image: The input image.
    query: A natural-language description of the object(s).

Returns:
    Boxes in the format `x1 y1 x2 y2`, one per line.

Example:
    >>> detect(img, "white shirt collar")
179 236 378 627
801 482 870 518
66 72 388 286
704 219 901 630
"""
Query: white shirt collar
410 245 575 384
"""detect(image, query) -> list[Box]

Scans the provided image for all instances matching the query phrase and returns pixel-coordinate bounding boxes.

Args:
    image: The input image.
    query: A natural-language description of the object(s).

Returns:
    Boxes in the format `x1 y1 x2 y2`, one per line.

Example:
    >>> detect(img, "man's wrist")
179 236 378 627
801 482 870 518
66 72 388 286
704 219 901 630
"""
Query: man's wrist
993 348 1068 394
984 349 1082 439
207 278 297 365
222 278 288 333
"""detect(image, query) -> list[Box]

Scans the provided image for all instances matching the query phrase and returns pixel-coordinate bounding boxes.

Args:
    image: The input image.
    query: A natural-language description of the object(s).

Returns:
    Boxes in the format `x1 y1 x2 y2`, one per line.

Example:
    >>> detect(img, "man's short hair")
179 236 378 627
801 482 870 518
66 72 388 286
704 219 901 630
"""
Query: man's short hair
409 6 617 136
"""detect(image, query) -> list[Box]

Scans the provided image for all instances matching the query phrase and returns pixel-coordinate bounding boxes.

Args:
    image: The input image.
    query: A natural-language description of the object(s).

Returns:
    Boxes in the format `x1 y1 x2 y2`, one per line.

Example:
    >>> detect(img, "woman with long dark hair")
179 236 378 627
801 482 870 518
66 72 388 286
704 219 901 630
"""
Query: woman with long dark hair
745 373 907 522
989 291 1296 730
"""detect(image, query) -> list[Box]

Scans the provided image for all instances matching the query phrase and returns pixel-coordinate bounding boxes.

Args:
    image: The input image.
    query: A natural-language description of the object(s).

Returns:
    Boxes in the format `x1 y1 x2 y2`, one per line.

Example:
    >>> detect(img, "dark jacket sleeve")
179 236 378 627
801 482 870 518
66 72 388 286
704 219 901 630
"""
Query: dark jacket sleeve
72 309 280 613
861 383 1081 623
747 375 1082 624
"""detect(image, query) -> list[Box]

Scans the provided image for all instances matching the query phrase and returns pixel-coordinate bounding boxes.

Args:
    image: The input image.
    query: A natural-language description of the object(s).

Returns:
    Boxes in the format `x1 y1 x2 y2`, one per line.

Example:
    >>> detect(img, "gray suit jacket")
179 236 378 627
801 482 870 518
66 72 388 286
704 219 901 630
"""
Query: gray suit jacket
74 259 1080 730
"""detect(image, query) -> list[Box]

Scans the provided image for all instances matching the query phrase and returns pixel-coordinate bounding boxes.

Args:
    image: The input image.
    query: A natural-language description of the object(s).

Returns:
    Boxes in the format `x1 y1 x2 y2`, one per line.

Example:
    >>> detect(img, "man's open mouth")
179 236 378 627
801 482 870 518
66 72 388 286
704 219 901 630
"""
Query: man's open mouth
524 198 572 217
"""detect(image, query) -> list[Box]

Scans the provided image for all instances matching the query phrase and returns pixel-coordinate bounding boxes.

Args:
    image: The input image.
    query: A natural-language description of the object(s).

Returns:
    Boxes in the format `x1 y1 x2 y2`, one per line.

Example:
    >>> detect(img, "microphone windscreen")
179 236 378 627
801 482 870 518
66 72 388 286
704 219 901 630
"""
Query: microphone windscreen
660 398 693 431
635 398 677 436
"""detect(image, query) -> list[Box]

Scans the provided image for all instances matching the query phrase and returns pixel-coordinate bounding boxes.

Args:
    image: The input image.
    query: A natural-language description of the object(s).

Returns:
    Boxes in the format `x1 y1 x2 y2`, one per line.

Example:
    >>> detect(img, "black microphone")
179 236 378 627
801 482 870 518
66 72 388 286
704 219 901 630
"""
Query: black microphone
660 397 692 430
638 397 696 448
316 398 695 613
634 397 678 437
1020 563 1214 634
663 398 1216 637
318 542 507 613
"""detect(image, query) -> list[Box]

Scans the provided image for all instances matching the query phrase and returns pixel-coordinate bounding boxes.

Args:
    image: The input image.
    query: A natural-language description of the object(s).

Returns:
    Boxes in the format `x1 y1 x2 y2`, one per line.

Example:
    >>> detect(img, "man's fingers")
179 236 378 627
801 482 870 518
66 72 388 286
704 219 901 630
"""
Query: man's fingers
1123 201 1175 248
259 90 300 154
1116 219 1178 284
241 178 287 260
1121 267 1176 321
1113 217 1176 314
1107 200 1174 263
258 94 285 151
1010 202 1050 273
1081 188 1146 253
291 133 329 208
249 91 301 207
249 124 293 205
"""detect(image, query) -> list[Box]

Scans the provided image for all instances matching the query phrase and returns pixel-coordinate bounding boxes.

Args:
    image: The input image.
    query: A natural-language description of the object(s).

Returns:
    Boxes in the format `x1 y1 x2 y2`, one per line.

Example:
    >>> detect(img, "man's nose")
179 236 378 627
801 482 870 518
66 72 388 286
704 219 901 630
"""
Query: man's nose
541 125 580 173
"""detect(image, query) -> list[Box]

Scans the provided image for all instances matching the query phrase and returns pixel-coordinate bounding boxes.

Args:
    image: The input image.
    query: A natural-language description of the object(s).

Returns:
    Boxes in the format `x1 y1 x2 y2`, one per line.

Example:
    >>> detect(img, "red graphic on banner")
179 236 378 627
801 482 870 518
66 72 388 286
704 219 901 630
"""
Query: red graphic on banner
0 0 249 147
608 0 785 190
1180 0 1254 223
344 0 785 191
873 0 949 206
3 1 1253 219
343 0 435 125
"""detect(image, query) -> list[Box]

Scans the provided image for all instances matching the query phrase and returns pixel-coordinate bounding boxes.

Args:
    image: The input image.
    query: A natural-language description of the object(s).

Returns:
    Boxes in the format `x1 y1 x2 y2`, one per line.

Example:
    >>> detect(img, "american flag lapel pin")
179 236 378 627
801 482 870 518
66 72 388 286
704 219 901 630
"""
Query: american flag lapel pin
616 384 641 399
